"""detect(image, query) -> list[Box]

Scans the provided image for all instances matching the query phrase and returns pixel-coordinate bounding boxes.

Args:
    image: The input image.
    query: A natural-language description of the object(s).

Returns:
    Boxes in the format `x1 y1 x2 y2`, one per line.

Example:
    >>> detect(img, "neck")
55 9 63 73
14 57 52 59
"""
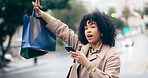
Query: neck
91 41 102 52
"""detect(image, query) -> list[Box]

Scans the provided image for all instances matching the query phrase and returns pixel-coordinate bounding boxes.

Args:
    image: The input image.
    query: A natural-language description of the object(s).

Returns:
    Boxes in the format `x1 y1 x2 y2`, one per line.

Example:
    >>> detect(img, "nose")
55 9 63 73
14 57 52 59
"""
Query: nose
86 28 91 33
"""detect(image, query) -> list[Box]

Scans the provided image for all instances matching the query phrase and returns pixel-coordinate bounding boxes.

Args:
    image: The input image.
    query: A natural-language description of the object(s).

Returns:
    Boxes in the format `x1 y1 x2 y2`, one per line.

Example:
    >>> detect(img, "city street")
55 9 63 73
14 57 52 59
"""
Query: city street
118 33 148 78
0 52 73 78
0 33 148 78
0 0 148 78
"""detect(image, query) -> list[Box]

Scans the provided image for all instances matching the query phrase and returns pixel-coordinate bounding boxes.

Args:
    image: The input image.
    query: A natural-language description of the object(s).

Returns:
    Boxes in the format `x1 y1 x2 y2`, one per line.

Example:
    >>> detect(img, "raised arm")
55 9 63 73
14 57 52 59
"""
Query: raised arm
32 1 80 50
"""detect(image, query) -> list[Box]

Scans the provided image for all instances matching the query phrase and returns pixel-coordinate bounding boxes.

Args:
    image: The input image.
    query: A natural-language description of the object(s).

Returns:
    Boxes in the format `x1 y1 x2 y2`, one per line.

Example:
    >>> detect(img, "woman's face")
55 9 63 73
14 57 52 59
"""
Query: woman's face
84 20 101 44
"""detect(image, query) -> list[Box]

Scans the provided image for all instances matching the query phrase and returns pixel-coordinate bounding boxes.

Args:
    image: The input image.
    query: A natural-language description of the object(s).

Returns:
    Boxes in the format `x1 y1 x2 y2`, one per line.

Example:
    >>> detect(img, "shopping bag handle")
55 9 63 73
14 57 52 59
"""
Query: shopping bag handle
32 5 42 18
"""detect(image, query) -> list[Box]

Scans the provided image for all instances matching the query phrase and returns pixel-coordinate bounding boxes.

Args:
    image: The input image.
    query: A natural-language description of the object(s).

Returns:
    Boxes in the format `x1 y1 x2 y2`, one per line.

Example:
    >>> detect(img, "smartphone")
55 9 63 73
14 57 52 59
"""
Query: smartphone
65 46 76 52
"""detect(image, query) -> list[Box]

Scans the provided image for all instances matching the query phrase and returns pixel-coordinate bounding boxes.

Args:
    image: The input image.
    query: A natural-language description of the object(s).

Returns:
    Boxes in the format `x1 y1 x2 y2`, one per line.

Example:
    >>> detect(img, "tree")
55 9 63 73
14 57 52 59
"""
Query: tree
113 18 124 29
144 7 148 15
51 1 87 45
0 0 70 68
41 0 70 10
51 1 87 31
93 8 99 12
108 7 115 17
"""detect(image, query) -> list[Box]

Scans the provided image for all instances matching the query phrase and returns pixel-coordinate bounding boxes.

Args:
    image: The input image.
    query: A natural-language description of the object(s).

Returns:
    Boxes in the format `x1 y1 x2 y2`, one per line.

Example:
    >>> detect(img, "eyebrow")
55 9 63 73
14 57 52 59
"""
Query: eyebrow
88 22 96 25
91 23 96 25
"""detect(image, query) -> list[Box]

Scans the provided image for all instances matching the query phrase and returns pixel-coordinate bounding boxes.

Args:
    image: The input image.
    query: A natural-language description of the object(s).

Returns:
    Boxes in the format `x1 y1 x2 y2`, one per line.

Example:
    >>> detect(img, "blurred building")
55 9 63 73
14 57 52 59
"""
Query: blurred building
140 0 148 13
142 0 148 26
120 12 146 35
10 26 23 57
116 0 147 34
80 0 147 34
116 0 148 17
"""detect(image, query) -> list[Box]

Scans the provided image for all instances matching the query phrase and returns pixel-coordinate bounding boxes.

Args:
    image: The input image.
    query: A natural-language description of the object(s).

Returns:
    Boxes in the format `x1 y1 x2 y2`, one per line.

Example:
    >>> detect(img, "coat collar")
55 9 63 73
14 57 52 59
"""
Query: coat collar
80 43 90 56
81 44 110 60
97 45 110 59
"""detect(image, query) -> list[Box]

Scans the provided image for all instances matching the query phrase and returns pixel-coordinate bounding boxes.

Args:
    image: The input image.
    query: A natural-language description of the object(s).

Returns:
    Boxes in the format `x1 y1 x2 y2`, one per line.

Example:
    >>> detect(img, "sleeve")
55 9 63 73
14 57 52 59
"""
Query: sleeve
87 64 96 78
42 12 80 50
93 53 120 78
42 12 51 23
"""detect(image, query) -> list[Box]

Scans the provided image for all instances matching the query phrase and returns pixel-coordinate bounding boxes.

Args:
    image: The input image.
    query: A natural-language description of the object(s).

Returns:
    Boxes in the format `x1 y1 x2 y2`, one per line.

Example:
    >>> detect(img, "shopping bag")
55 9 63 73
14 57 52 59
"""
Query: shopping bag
20 11 56 59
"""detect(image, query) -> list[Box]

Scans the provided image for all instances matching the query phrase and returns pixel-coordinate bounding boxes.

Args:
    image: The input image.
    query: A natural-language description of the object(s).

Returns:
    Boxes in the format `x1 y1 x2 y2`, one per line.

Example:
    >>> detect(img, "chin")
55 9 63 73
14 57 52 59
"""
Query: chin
88 40 98 44
88 41 94 44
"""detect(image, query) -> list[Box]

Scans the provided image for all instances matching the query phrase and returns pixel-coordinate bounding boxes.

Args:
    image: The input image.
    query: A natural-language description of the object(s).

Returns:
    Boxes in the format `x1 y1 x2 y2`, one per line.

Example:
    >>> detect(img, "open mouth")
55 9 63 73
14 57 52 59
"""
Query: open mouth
87 34 93 40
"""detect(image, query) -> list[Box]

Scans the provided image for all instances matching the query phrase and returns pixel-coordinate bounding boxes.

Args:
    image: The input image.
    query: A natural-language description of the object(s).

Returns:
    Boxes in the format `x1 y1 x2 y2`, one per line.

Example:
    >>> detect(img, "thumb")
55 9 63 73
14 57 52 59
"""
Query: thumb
32 2 36 7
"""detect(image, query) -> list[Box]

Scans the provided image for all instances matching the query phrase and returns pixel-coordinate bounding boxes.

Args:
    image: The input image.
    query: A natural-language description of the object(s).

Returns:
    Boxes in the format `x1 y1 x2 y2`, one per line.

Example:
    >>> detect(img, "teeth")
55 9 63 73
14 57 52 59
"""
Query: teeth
88 35 93 37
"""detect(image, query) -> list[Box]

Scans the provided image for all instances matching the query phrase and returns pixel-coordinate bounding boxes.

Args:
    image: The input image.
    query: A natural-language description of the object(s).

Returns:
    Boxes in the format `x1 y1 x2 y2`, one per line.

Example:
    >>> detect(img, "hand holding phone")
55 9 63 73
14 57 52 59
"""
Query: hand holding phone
65 46 76 52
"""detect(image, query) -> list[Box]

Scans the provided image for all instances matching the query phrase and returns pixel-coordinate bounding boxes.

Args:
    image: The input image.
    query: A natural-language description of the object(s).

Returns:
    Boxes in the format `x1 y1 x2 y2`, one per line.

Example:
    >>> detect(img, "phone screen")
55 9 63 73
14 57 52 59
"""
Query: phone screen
65 46 76 52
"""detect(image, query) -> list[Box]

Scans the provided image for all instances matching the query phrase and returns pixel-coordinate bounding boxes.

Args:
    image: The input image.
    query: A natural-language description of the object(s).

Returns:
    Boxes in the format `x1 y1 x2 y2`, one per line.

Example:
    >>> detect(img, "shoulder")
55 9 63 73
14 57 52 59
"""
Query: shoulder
102 45 120 60
102 45 118 55
107 47 118 55
104 47 120 65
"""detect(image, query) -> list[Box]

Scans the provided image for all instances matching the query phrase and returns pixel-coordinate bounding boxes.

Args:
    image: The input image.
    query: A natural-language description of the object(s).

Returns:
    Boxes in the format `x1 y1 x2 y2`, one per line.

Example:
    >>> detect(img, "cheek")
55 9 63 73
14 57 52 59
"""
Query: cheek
94 29 101 38
84 30 87 37
94 28 100 34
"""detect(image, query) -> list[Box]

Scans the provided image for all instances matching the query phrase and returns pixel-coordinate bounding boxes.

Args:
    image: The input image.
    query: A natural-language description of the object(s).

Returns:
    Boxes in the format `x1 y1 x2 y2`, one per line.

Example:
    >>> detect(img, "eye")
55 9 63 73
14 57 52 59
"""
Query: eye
92 26 95 28
84 27 88 30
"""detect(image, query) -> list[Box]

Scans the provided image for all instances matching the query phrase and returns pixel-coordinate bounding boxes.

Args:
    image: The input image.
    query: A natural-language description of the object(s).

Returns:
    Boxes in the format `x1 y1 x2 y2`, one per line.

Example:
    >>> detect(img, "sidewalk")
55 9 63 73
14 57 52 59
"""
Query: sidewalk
0 56 47 73
0 49 67 73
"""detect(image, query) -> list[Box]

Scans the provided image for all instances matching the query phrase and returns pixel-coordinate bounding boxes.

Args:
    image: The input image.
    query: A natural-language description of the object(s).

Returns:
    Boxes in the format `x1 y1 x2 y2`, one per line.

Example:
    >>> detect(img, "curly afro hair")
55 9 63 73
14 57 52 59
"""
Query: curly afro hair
78 12 117 47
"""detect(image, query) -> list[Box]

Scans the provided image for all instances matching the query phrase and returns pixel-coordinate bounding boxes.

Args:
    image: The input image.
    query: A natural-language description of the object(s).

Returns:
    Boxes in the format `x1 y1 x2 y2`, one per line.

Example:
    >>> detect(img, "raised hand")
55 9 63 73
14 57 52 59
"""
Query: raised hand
32 0 44 17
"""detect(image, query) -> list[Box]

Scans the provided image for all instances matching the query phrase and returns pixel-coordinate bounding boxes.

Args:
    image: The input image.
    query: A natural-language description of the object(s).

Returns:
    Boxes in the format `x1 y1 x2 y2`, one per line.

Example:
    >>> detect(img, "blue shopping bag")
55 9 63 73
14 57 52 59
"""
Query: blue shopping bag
20 10 56 59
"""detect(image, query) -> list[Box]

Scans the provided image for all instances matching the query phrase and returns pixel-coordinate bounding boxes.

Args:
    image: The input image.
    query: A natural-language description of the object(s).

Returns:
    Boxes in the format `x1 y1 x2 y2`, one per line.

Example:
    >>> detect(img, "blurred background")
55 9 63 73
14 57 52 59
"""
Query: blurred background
0 0 148 78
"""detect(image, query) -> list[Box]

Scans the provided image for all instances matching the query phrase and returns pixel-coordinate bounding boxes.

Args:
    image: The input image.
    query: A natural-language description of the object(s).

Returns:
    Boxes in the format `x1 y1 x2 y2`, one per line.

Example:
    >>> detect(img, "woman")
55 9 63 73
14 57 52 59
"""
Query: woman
32 0 120 78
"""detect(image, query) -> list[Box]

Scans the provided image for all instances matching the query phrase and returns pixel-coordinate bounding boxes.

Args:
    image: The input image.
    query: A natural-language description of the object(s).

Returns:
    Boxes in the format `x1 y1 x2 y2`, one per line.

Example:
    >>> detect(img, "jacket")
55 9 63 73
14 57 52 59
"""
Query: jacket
43 13 120 78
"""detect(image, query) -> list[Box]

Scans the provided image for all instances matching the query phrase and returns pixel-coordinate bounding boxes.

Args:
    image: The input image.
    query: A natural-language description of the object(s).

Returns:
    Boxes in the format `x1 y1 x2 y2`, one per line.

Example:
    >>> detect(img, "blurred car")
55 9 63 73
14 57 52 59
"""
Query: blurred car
5 54 13 63
116 33 124 40
122 38 134 47
0 46 12 63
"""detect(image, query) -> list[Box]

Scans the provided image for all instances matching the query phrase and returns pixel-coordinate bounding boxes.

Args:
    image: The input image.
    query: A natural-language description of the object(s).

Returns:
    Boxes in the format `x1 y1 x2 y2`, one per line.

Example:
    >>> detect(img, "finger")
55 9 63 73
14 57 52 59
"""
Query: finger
68 51 73 55
71 52 79 56
69 51 77 55
36 7 40 12
33 1 40 8
71 55 78 60
32 4 41 12
36 0 38 4
76 51 81 53
32 2 37 8
36 0 40 6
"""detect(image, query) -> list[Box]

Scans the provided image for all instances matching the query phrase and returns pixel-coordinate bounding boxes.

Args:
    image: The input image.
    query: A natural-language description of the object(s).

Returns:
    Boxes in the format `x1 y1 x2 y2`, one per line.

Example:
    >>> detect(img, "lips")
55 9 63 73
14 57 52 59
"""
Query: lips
87 34 93 40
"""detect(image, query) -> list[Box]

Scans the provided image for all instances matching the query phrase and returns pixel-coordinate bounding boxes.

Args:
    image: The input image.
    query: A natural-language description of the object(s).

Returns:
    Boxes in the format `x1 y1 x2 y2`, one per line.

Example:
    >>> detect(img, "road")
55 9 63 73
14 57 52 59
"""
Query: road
0 50 73 78
0 33 148 78
117 33 148 78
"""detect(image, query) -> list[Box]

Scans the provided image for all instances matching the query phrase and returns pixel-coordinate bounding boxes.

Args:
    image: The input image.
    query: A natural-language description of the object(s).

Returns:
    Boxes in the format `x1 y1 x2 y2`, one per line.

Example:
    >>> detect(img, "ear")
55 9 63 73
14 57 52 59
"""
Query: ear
101 34 103 37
